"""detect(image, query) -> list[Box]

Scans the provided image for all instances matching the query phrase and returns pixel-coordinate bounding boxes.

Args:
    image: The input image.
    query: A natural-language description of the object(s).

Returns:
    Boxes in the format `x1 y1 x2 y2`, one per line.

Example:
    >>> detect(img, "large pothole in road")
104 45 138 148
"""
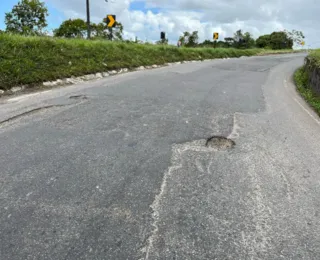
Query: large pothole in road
205 136 235 150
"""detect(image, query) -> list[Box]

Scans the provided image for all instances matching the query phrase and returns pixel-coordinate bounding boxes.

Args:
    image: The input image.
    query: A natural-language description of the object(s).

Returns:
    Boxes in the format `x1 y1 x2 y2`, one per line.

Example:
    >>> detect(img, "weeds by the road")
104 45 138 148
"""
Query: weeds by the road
294 66 320 116
306 49 320 68
0 33 303 91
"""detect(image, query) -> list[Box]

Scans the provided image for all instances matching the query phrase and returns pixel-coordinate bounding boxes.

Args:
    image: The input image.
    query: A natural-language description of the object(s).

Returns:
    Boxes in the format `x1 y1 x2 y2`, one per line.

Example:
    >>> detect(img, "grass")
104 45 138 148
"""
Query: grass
0 33 304 91
294 66 320 116
306 49 320 68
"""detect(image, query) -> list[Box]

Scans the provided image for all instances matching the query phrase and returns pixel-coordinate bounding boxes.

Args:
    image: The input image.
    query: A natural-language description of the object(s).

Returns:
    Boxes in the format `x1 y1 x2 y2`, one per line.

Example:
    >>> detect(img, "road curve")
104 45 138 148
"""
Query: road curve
2 53 320 260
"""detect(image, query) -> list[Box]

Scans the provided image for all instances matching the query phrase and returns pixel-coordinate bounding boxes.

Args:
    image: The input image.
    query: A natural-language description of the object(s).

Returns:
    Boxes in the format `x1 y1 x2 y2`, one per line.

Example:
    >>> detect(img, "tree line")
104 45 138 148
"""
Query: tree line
173 29 305 49
2 0 305 50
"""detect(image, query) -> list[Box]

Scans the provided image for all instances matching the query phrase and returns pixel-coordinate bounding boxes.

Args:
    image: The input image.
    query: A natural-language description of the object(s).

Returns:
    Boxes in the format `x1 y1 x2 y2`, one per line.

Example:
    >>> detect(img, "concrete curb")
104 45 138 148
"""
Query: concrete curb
0 59 213 96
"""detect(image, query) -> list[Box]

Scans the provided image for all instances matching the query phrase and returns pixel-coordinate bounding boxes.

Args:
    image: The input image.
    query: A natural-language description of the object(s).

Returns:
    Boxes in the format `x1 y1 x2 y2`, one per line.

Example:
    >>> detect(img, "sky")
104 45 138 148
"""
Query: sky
0 0 319 48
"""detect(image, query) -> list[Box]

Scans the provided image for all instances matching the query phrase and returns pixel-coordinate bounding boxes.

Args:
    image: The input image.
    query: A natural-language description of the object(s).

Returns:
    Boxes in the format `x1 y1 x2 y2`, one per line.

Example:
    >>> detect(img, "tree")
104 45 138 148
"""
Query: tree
233 29 243 41
233 30 243 47
54 18 124 40
178 32 189 46
188 31 199 47
53 19 87 38
201 39 212 45
91 22 107 38
232 29 250 48
269 31 293 49
243 32 255 48
256 34 271 48
179 31 199 47
256 32 293 49
284 29 305 45
224 37 235 47
198 39 229 48
216 40 231 48
96 20 123 40
5 0 48 35
198 39 213 47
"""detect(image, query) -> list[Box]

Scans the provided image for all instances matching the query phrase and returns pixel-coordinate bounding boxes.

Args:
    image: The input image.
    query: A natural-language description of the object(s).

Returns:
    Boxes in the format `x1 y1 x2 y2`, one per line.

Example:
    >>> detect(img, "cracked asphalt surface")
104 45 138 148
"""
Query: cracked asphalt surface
2 53 320 260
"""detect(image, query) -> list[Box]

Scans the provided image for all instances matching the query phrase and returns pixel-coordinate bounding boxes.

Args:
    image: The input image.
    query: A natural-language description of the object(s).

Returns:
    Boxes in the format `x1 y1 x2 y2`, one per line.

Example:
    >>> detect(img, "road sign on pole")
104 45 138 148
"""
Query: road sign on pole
161 32 165 40
213 32 219 40
106 15 116 28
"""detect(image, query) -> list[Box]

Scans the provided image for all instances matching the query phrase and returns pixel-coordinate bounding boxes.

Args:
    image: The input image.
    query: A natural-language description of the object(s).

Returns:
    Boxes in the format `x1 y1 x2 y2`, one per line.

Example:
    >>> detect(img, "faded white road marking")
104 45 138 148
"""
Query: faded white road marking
294 97 320 126
283 78 320 126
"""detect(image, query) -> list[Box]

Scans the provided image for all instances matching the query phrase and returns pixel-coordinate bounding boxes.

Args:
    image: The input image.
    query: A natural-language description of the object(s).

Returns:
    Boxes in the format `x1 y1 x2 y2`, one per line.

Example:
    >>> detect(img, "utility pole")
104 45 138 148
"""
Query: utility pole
86 0 91 39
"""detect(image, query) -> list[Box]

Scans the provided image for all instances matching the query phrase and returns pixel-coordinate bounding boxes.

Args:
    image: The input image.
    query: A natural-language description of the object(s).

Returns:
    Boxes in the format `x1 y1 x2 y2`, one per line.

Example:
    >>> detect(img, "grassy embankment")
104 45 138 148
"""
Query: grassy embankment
0 33 304 91
294 49 320 115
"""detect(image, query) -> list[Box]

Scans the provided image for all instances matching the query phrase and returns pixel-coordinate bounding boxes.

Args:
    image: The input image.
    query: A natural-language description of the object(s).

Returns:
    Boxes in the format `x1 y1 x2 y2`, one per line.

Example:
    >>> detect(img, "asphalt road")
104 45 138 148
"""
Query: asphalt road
1 53 320 260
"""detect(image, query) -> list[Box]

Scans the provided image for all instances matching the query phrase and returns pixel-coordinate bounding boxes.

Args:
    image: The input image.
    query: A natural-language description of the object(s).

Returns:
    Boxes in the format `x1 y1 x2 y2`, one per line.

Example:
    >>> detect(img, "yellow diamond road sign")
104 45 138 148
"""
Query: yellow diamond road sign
213 32 219 40
301 41 305 46
107 15 116 28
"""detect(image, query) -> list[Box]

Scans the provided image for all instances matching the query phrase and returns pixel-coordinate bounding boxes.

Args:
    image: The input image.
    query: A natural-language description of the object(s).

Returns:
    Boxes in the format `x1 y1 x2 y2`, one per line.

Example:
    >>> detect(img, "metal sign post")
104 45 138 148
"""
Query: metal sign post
110 28 113 41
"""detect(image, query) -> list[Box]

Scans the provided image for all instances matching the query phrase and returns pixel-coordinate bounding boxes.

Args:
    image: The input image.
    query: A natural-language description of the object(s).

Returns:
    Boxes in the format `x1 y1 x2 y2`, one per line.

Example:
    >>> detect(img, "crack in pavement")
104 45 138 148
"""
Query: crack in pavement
142 113 242 259
0 105 67 125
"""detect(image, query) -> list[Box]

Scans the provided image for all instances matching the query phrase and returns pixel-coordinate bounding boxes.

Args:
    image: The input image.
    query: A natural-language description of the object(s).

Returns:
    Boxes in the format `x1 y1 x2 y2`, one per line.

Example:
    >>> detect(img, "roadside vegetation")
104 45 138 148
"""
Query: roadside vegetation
294 49 320 116
0 33 305 91
0 0 307 91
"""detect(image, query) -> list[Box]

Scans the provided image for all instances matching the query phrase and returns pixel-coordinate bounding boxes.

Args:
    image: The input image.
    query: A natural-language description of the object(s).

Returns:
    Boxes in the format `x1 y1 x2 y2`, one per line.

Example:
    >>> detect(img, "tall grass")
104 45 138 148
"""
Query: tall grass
306 49 320 68
0 33 301 90
294 66 320 115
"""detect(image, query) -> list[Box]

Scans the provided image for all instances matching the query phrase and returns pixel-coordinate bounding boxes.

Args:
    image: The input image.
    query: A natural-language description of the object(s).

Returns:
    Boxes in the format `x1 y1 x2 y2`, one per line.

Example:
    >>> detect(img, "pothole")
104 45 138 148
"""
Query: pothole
205 136 235 150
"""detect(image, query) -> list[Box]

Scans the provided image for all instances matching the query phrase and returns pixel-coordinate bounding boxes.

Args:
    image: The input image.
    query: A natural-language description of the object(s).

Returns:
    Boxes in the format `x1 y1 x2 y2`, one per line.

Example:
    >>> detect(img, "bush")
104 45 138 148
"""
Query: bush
294 66 309 88
294 63 320 115
306 49 320 69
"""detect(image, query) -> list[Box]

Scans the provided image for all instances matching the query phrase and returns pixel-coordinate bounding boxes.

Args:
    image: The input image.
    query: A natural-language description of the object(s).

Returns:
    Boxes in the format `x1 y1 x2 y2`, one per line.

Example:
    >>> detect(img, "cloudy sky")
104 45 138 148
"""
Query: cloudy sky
0 0 319 48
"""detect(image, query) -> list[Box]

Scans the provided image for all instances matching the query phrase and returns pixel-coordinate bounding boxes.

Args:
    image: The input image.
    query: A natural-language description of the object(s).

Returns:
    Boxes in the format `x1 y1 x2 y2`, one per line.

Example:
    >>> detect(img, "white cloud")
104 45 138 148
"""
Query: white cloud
47 0 320 48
